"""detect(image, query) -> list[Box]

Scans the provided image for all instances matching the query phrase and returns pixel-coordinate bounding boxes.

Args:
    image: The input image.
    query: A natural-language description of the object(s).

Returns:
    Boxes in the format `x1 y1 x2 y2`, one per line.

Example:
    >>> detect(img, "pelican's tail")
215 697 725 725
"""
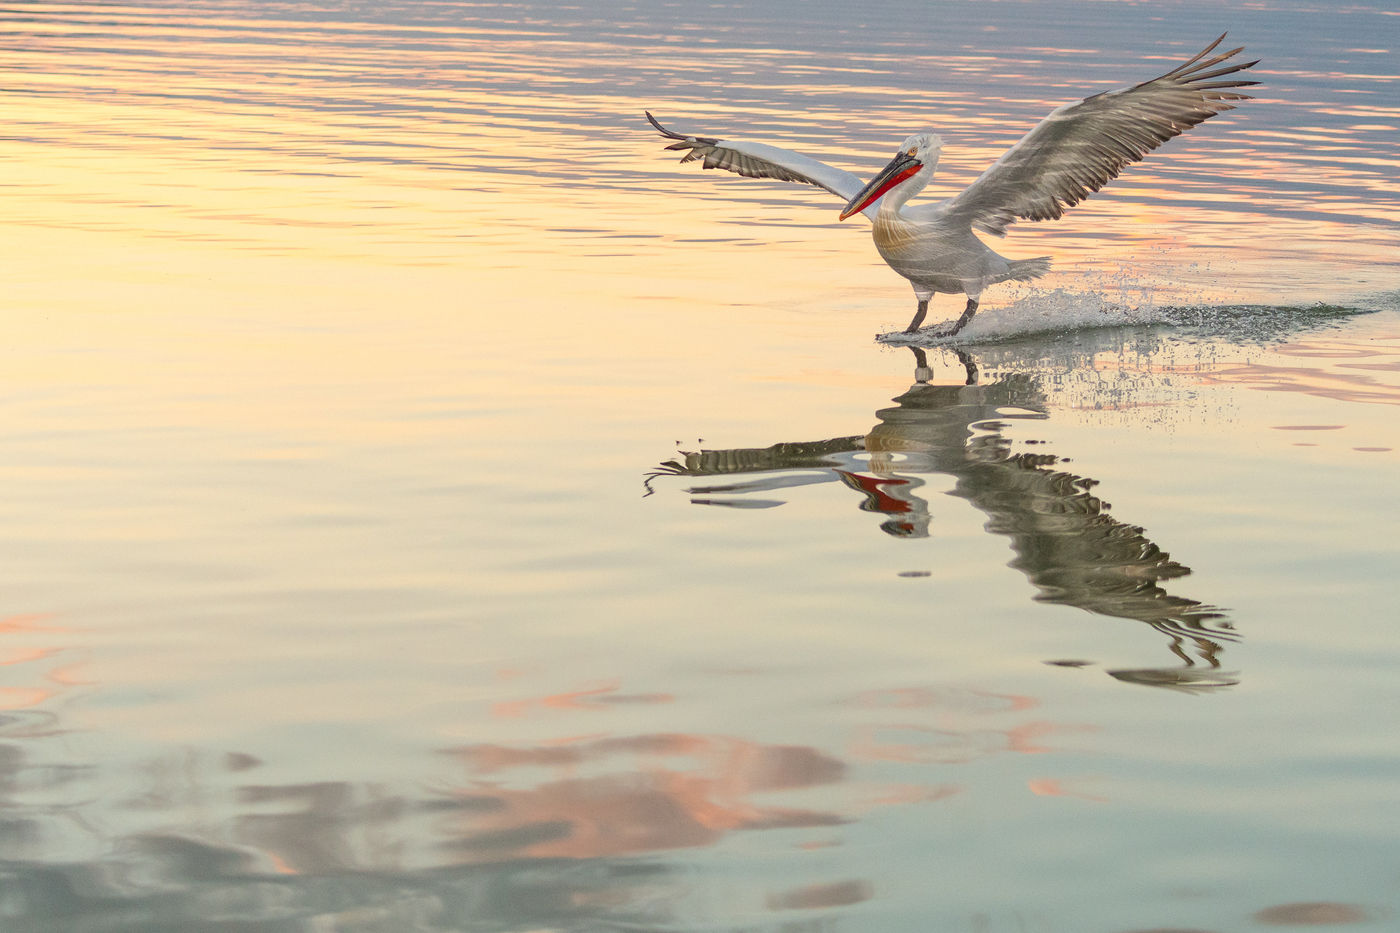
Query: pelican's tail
1009 257 1052 281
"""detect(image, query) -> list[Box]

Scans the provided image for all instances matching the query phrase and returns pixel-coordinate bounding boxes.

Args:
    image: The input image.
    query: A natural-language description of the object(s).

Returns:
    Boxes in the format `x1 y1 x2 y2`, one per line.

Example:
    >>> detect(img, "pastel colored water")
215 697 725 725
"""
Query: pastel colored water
2 2 1398 931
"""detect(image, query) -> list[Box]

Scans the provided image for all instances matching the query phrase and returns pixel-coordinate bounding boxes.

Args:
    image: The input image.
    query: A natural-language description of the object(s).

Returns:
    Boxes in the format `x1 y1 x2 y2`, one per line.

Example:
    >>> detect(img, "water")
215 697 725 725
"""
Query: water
2 1 1399 931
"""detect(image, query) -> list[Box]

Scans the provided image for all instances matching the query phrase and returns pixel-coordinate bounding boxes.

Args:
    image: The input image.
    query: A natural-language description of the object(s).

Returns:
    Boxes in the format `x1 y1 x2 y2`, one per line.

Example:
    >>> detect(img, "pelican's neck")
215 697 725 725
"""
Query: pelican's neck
877 152 938 220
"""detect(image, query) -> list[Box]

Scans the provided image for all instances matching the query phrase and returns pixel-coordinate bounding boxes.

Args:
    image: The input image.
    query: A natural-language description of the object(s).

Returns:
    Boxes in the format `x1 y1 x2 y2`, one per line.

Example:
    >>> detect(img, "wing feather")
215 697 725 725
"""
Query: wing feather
942 34 1259 236
646 112 865 202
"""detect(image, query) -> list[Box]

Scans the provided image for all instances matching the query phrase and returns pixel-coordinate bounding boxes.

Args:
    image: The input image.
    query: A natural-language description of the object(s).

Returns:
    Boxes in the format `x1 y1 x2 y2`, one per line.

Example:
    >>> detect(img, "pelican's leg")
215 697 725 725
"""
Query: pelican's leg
909 347 932 384
904 298 930 333
945 298 979 336
951 348 979 385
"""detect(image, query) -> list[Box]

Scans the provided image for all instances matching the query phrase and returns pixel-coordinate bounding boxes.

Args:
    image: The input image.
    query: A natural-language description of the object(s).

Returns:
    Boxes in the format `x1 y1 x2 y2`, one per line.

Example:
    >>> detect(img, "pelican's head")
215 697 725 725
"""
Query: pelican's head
839 133 943 220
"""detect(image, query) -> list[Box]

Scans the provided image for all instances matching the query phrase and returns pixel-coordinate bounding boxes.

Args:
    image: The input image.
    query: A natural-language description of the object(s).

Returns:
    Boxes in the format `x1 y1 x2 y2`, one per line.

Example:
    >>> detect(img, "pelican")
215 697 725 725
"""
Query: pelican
647 35 1258 336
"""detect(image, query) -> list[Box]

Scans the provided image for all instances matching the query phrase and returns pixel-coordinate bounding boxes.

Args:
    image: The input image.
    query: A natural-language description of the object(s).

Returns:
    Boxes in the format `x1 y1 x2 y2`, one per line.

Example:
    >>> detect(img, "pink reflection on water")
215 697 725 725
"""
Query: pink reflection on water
440 733 849 861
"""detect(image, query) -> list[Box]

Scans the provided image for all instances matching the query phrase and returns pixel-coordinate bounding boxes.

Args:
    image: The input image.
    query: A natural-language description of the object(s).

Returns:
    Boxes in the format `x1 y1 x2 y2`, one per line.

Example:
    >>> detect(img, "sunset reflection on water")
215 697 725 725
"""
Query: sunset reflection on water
3 1 1399 931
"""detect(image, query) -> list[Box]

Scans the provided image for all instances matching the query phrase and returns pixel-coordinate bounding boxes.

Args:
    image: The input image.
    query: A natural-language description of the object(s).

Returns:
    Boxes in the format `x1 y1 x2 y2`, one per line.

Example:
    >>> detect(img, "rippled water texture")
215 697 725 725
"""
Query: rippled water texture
2 1 1399 931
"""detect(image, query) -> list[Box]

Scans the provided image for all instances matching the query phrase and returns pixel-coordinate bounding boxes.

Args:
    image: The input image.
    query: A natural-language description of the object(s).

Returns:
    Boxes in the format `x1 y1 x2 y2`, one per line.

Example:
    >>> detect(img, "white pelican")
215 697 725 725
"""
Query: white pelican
647 35 1258 336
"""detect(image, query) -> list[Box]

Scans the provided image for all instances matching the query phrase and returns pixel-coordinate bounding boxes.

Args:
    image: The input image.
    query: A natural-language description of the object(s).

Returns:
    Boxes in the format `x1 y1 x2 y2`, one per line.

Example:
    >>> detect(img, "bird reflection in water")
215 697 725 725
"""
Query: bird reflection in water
649 347 1237 691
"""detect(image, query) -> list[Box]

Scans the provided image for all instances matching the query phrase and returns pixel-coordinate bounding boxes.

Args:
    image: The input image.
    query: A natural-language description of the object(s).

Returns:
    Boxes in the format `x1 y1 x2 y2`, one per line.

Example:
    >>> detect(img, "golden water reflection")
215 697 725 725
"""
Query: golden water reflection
5 1 1398 311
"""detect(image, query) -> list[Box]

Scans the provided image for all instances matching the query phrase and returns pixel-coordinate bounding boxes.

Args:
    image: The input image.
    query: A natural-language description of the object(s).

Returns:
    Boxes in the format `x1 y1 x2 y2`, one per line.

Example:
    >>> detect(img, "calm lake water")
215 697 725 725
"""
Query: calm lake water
3 1 1399 931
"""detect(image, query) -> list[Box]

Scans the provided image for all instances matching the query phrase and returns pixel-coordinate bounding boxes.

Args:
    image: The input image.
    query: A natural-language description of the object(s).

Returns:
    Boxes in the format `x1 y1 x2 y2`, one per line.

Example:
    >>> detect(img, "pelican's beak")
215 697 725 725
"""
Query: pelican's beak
840 152 922 220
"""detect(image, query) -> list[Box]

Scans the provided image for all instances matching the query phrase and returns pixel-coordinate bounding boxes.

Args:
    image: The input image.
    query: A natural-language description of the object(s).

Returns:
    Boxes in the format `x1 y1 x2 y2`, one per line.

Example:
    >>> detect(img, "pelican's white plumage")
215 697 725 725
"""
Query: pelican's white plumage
648 35 1259 336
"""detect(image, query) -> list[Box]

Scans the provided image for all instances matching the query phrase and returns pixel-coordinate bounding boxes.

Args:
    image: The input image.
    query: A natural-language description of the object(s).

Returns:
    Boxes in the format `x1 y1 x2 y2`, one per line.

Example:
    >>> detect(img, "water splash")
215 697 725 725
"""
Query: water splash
878 287 1384 347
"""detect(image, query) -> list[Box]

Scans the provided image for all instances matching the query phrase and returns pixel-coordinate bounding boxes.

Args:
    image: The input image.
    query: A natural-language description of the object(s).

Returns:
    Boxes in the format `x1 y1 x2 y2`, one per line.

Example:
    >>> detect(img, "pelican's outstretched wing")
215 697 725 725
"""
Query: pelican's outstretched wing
941 35 1260 236
646 111 864 202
